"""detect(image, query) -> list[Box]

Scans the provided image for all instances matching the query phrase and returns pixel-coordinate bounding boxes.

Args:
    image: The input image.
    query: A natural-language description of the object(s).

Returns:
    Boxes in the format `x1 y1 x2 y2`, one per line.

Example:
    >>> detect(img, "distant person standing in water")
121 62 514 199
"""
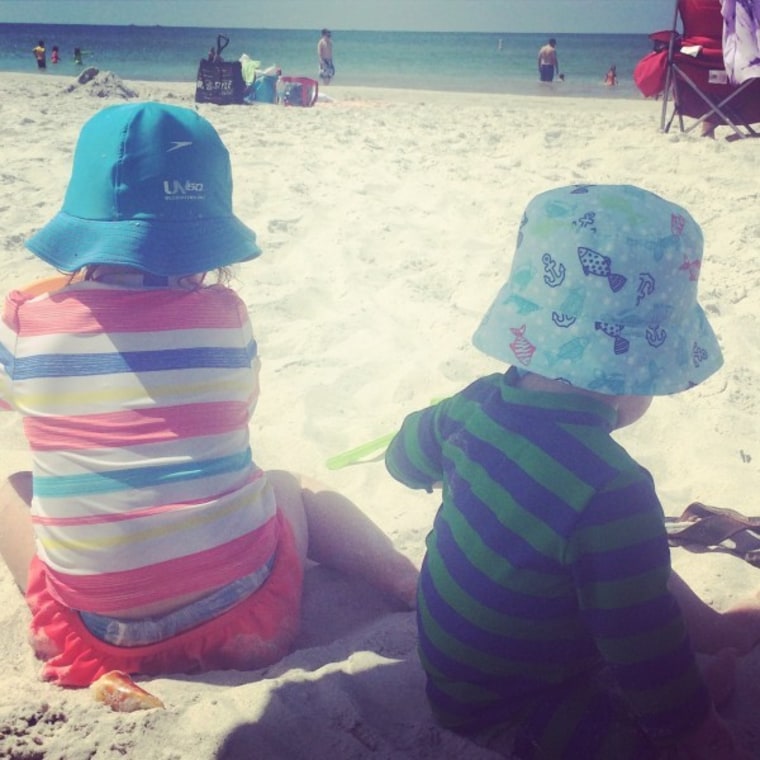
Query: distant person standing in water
537 38 559 82
32 40 46 70
318 29 335 85
51 46 60 64
74 48 83 66
604 63 618 86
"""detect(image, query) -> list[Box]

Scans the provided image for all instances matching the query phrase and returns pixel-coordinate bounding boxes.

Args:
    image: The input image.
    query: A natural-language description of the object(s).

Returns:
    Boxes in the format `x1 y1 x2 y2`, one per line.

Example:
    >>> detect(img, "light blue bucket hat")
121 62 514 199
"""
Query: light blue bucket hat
26 102 261 276
472 184 722 396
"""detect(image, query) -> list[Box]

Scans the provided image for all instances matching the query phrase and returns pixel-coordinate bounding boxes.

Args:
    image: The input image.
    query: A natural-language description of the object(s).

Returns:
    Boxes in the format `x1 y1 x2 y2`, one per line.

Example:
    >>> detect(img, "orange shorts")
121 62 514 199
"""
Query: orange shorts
26 511 303 687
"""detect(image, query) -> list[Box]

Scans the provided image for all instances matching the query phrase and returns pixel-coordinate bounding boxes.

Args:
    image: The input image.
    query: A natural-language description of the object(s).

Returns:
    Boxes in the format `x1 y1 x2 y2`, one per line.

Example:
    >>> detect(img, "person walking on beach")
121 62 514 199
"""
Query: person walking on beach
32 40 46 70
318 28 335 85
537 37 559 82
386 184 760 758
0 101 418 690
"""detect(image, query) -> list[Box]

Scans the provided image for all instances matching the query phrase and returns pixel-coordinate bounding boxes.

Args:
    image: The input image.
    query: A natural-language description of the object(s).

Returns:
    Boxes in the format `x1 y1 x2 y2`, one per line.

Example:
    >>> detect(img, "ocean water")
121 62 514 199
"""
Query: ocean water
0 23 655 99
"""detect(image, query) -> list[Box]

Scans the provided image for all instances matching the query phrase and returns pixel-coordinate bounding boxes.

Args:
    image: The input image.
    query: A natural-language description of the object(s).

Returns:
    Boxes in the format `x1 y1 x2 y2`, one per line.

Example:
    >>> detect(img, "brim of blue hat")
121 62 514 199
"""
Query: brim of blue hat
472 284 724 396
25 211 262 276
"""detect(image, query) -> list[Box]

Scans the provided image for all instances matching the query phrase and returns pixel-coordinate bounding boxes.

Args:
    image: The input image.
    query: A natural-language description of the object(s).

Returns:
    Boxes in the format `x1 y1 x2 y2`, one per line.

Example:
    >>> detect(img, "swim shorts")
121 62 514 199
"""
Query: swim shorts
26 510 303 687
539 64 555 82
319 58 335 80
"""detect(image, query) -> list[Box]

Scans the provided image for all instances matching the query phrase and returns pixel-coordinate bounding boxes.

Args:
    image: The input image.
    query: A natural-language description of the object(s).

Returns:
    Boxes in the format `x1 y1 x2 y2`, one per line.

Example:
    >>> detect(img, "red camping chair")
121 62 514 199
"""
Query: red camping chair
636 0 760 138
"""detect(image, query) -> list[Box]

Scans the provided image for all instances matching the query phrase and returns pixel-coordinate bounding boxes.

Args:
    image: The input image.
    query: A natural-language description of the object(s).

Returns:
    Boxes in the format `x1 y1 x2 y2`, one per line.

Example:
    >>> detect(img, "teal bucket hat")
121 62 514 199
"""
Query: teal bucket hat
472 184 722 396
26 102 261 276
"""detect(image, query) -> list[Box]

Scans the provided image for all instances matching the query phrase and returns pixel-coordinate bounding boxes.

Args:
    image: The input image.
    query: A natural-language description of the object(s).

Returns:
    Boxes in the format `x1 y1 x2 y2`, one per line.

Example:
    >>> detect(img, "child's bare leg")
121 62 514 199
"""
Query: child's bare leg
263 470 310 567
0 471 36 592
267 470 419 609
700 648 738 707
669 570 753 654
717 594 760 654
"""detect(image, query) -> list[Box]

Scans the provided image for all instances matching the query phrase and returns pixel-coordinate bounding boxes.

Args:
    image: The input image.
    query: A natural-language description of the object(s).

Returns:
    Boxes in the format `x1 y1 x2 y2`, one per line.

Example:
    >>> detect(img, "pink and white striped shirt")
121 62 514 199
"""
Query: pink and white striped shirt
0 278 278 613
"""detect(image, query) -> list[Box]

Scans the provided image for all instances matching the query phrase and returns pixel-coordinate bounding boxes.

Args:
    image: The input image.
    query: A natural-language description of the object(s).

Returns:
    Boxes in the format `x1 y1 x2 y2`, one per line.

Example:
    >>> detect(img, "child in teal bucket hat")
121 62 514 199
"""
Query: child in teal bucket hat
0 102 418 692
387 185 758 757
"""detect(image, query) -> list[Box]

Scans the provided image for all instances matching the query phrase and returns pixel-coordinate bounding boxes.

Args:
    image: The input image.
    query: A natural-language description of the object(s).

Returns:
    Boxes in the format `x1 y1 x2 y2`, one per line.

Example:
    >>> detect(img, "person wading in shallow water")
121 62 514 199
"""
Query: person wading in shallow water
33 40 46 70
537 37 559 82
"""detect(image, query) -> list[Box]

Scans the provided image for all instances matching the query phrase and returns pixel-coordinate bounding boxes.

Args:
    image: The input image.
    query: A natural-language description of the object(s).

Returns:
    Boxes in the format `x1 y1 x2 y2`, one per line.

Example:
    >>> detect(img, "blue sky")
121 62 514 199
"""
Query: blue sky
2 0 675 34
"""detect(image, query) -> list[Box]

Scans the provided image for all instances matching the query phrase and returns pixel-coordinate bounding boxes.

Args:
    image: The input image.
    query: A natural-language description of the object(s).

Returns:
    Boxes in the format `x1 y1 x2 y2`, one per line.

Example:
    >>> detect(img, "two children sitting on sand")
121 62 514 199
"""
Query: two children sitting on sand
0 103 756 757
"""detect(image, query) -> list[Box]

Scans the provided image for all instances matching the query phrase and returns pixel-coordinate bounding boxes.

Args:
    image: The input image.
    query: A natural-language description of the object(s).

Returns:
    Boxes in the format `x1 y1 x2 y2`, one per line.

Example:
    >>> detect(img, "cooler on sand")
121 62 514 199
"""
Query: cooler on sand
278 77 319 107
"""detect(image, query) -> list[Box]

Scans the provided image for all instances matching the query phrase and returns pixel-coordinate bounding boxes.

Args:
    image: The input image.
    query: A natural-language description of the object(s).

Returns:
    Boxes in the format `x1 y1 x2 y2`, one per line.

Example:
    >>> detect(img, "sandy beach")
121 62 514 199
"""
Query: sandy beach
0 70 759 759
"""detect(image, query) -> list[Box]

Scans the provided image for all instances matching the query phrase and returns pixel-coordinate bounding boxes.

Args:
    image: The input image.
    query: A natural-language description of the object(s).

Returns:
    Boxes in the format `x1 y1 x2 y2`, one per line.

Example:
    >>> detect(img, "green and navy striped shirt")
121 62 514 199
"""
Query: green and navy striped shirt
385 368 709 744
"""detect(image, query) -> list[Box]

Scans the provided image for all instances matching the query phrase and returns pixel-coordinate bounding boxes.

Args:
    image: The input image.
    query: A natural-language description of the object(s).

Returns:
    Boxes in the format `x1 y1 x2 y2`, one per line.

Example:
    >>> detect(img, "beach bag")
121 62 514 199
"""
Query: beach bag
279 77 319 107
195 35 246 105
634 49 669 98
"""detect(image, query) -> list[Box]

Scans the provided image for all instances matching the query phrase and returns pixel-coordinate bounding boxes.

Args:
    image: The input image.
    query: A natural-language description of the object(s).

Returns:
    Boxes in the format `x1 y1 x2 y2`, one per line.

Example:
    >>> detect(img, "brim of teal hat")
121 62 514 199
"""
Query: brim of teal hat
473 284 722 396
26 211 261 276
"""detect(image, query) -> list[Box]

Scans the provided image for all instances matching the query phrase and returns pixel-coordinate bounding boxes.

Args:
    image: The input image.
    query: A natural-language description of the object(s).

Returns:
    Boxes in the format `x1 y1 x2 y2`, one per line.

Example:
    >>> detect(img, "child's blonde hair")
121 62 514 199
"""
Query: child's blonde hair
74 265 233 289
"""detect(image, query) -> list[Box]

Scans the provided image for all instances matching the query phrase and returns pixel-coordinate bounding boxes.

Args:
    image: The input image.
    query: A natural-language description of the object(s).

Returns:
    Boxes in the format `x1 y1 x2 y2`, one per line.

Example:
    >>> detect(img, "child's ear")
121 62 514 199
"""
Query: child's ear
614 396 653 429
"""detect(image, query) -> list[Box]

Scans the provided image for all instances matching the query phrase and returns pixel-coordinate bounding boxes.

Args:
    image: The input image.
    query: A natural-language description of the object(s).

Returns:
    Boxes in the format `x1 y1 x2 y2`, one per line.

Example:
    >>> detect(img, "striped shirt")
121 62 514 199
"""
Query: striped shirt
385 369 709 743
0 279 278 613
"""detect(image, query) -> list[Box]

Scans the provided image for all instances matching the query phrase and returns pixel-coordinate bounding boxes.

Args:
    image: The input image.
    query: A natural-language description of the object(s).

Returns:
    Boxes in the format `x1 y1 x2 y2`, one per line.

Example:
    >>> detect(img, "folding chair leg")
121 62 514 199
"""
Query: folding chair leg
673 65 753 139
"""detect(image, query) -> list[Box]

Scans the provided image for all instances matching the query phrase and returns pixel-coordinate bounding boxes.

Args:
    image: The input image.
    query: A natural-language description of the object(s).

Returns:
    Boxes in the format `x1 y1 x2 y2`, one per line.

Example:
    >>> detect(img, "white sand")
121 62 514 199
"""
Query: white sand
0 71 759 758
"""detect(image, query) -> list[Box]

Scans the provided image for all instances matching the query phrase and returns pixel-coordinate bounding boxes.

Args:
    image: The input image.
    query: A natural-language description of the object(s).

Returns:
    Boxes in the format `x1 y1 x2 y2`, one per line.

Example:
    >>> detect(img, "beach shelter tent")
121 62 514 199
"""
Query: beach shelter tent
636 0 760 138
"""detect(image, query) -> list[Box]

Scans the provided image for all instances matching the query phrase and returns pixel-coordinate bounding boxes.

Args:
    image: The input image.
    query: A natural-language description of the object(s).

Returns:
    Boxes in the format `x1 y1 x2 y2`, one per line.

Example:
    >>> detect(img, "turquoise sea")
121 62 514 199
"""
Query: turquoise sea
0 23 656 99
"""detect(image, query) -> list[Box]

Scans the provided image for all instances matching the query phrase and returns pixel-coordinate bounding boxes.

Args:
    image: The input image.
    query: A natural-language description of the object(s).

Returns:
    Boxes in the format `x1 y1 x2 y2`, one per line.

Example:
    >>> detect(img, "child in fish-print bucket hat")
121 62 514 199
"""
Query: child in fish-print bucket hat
472 183 722 395
385 185 756 756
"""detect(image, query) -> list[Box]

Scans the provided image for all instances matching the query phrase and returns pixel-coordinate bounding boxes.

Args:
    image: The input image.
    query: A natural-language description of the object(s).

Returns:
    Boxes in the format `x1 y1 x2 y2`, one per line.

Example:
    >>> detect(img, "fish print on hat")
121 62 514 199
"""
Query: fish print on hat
577 247 627 292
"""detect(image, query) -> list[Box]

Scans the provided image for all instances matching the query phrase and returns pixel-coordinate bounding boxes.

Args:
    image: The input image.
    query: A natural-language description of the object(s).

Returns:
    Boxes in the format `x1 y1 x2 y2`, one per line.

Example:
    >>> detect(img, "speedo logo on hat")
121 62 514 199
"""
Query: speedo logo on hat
167 141 193 152
162 139 205 201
